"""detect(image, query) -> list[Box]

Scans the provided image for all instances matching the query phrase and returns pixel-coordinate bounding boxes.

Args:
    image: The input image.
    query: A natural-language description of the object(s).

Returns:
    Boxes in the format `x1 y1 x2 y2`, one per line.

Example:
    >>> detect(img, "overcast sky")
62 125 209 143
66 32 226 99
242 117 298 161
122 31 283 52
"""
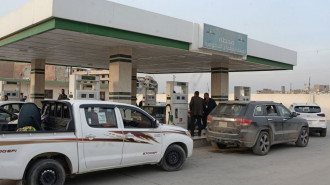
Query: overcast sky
1 0 329 93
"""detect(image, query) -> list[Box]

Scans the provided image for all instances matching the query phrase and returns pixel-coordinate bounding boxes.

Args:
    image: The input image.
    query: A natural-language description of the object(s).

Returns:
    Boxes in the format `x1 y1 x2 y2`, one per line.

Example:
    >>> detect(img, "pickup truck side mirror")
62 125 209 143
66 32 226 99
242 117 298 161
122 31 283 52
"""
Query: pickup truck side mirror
153 120 159 128
291 112 297 117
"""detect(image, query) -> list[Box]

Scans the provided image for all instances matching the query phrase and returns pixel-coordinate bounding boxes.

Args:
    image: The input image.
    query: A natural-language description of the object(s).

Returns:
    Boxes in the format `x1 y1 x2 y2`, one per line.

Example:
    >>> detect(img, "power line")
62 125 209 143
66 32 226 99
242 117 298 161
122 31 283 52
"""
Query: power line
299 49 330 53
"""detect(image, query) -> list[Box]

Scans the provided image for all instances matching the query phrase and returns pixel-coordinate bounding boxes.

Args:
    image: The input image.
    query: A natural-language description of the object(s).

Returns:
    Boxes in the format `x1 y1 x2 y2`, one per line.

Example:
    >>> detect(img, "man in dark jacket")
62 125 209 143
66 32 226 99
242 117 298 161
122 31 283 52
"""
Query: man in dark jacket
58 89 69 100
203 93 217 129
189 91 205 136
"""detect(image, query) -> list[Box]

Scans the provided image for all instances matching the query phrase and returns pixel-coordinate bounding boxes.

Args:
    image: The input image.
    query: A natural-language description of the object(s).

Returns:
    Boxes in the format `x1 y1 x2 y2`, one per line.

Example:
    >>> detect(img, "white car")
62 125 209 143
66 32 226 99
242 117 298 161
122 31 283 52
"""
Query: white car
0 100 193 185
0 101 25 114
290 103 327 137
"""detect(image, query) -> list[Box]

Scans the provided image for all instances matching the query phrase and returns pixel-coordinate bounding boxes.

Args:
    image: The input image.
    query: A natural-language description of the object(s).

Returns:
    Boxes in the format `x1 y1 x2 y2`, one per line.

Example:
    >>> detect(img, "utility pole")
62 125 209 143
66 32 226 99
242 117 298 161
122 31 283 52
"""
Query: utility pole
308 76 311 93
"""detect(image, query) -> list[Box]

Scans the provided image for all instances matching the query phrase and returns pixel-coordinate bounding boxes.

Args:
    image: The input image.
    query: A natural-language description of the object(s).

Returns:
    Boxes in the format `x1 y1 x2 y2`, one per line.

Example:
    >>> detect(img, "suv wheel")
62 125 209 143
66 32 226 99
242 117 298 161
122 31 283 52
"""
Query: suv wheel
296 127 309 147
252 131 270 156
160 144 186 171
320 129 327 137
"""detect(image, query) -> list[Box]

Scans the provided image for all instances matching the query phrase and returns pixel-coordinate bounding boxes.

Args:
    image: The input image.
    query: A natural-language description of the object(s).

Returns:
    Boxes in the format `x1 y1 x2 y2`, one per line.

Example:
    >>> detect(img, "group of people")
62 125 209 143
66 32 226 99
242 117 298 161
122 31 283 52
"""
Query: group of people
189 91 217 137
1 93 27 102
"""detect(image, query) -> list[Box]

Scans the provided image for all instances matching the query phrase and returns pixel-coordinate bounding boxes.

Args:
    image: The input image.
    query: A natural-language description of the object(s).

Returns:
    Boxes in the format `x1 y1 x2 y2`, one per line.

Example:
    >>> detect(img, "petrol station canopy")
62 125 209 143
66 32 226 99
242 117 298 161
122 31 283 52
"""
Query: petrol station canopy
0 0 297 74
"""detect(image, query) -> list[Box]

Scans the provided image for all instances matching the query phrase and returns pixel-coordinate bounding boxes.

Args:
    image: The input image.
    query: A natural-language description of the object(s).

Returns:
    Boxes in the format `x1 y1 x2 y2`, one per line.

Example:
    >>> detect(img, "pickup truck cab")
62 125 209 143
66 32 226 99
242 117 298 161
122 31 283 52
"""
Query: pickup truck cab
0 100 193 185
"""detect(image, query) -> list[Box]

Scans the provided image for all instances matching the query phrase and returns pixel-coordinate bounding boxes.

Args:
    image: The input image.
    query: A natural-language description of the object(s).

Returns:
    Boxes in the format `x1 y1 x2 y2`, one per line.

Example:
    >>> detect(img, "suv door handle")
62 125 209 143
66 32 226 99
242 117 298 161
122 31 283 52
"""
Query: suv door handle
85 134 96 140
268 119 273 121
283 118 287 121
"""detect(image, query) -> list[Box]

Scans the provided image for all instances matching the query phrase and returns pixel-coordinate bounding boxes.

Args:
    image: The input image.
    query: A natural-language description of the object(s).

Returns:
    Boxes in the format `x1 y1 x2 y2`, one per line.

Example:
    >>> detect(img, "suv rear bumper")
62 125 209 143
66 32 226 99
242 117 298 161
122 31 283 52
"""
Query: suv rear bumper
206 130 255 148
309 127 327 132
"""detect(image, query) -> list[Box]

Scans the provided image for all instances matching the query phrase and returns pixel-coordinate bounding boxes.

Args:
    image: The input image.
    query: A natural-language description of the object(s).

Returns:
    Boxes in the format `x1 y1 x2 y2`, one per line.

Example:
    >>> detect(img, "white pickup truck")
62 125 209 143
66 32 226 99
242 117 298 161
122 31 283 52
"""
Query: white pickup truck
0 100 193 185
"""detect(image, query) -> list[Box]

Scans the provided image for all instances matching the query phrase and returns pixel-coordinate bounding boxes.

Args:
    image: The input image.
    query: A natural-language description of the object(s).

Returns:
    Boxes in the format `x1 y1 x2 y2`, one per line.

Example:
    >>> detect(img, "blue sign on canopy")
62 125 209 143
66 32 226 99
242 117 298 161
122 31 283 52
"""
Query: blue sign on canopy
201 24 247 56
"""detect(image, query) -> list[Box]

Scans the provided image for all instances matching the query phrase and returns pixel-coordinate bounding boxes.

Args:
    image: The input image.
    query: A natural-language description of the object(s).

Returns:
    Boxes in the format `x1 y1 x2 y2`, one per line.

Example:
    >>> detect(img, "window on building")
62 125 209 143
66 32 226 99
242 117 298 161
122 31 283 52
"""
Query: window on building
100 92 105 101
45 90 53 99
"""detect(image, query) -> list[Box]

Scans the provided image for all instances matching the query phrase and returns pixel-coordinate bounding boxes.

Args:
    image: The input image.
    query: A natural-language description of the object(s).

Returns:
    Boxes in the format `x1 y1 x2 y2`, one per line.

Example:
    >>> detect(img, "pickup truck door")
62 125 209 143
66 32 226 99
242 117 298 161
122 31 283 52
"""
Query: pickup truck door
117 106 162 166
79 105 124 170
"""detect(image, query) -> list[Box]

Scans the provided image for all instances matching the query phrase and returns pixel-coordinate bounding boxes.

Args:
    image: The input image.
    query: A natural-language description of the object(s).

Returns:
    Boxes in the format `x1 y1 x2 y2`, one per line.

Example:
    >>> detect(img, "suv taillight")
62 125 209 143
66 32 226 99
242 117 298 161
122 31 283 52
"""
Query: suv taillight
207 116 213 125
317 113 325 117
296 113 300 116
234 119 252 126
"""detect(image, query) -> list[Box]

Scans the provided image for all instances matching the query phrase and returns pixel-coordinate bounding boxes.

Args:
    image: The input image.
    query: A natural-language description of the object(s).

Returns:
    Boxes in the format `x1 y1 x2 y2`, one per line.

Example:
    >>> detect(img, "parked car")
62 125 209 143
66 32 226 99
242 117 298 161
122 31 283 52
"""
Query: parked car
290 103 327 137
206 101 309 155
0 101 25 114
0 106 18 131
0 100 193 185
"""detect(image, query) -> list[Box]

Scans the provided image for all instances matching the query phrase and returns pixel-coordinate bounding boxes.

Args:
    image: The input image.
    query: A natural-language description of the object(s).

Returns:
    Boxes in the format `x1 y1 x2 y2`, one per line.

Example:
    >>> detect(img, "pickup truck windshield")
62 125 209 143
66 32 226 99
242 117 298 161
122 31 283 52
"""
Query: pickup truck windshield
294 106 321 113
210 104 246 117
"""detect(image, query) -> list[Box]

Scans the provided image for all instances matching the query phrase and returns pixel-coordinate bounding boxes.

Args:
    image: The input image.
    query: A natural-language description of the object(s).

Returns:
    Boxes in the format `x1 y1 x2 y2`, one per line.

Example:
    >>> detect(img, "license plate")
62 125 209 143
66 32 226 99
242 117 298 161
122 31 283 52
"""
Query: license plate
218 121 227 127
308 121 315 125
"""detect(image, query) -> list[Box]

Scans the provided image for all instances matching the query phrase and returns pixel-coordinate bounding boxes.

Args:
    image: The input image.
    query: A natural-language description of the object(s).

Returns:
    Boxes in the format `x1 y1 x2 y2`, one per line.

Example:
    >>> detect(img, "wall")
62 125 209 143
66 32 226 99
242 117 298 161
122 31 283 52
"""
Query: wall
245 94 330 120
137 93 330 120
0 61 14 78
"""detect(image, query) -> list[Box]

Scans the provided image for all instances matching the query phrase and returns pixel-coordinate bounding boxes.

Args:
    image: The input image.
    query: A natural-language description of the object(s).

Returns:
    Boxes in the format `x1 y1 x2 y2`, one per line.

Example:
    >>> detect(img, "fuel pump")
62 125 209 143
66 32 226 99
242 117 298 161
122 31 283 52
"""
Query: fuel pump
234 86 251 101
141 75 158 106
69 74 100 100
0 81 21 101
138 76 166 123
165 81 188 129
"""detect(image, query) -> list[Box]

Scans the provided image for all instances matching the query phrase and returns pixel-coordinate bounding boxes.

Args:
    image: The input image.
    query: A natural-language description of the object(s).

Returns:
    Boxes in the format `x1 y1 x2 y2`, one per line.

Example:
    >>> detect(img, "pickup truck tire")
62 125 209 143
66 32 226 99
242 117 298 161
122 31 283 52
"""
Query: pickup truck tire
296 127 309 147
26 159 66 185
252 131 270 156
160 144 186 171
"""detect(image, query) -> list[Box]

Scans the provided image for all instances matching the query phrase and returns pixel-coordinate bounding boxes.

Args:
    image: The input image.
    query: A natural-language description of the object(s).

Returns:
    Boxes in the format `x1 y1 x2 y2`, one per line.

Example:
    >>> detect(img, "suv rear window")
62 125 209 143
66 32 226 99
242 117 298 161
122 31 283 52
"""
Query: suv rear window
210 104 246 117
294 106 321 113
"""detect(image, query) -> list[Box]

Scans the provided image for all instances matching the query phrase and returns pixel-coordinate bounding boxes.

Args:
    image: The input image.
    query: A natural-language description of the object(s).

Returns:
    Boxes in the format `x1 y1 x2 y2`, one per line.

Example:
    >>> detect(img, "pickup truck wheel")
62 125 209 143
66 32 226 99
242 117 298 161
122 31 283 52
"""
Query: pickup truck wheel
252 131 270 156
296 127 309 147
320 129 327 137
160 144 186 171
26 159 66 185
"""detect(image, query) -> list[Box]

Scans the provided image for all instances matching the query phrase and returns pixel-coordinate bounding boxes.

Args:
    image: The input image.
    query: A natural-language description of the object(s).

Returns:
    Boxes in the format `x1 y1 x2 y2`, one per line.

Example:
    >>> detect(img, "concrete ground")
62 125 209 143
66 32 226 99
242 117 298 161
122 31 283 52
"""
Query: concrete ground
2 128 330 185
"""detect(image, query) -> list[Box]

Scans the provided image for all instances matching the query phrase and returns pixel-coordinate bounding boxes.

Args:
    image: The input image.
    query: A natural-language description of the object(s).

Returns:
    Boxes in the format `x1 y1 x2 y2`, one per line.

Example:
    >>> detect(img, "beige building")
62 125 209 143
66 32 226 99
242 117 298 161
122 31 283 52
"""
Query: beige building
0 61 117 101
314 85 329 93
0 61 69 99
257 88 281 94
0 62 113 100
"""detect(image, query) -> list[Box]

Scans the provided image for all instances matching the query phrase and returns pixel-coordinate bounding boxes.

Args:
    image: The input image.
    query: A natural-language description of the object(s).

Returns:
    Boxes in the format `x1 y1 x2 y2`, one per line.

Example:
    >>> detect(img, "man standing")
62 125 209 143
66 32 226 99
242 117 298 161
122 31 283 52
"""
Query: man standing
20 93 25 102
203 93 217 129
189 91 205 137
57 89 69 100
